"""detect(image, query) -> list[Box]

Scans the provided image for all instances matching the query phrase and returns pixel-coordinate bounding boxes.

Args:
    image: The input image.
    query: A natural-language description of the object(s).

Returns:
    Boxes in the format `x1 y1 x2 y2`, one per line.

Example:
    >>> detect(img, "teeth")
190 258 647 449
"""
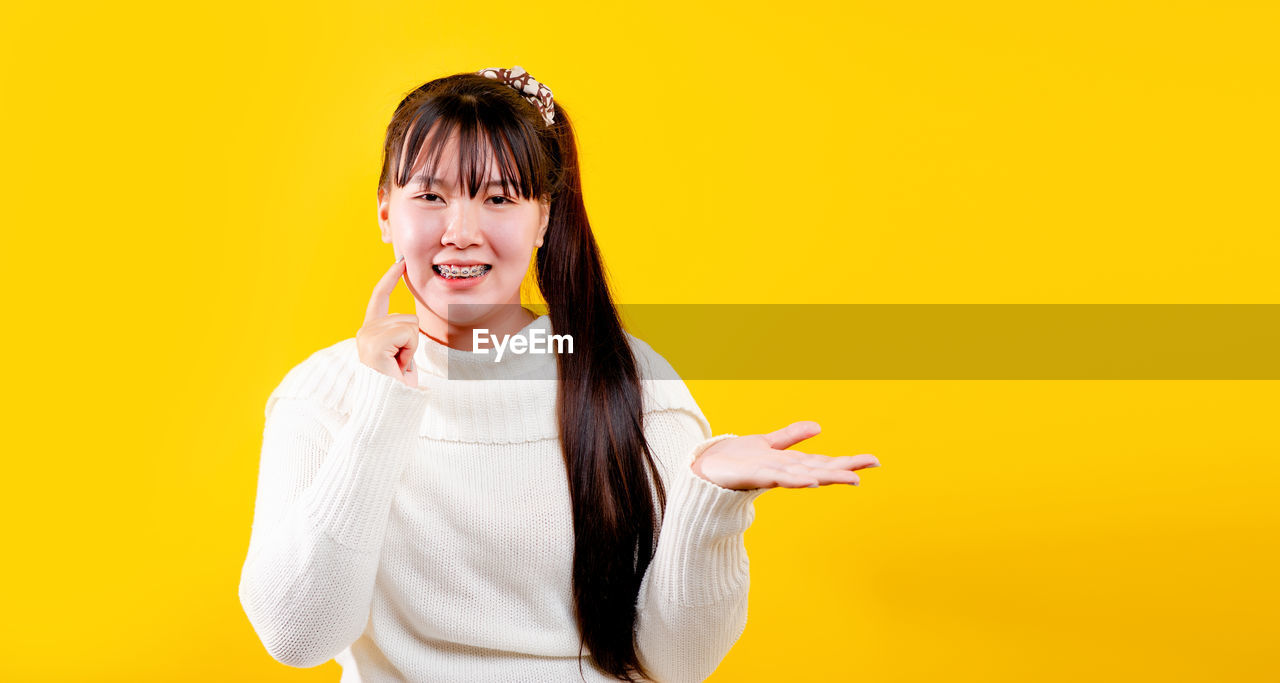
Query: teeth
436 264 491 279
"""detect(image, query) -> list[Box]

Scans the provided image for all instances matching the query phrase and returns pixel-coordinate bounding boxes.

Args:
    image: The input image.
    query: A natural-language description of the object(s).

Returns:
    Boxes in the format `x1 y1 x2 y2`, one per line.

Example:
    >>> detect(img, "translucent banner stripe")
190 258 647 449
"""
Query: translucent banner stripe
445 304 1280 380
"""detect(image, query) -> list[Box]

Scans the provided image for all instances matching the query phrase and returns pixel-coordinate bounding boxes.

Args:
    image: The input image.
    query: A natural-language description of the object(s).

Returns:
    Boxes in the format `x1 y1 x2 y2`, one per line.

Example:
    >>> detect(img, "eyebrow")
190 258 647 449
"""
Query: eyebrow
409 174 509 191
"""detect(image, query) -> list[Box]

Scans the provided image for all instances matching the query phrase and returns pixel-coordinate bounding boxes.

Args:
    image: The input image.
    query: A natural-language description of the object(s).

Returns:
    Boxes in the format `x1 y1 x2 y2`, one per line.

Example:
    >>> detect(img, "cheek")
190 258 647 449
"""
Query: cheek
491 238 532 265
492 212 543 252
394 209 449 250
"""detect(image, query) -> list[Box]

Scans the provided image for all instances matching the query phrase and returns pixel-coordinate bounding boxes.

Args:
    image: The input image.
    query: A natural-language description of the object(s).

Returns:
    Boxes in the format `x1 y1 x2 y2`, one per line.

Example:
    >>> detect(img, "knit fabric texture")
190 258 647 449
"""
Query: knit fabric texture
238 314 768 682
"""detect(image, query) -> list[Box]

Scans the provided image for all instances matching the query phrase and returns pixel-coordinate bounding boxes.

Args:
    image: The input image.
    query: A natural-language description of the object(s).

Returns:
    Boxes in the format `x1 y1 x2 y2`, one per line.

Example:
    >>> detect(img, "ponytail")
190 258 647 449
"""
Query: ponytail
537 104 665 682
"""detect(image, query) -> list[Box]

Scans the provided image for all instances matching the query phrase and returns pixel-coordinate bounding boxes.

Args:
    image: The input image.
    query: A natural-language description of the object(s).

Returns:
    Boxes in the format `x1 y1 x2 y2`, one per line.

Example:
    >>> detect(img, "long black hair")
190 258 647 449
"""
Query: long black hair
376 72 665 682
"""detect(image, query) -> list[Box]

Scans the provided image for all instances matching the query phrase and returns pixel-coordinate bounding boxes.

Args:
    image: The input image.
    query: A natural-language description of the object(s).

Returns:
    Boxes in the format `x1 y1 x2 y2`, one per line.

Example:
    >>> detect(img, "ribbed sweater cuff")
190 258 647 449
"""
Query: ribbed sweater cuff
299 361 430 553
655 433 768 606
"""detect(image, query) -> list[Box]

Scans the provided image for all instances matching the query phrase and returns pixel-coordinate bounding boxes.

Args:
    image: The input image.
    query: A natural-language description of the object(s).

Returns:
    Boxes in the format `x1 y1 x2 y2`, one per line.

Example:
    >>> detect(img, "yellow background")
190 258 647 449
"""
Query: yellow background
3 1 1277 680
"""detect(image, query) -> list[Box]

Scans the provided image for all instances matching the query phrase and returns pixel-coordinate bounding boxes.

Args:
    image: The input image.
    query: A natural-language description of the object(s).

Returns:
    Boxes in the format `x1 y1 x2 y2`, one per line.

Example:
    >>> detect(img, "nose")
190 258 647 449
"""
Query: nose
441 200 483 248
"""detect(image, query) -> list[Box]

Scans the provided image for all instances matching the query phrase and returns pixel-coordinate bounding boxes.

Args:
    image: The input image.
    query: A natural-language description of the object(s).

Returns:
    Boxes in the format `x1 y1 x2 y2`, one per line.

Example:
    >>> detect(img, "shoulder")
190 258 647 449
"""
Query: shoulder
263 337 362 419
624 330 712 432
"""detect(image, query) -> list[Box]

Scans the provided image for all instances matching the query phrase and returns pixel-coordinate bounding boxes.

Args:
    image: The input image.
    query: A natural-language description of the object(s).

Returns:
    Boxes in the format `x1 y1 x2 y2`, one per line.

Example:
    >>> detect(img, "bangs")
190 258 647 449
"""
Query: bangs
392 97 545 201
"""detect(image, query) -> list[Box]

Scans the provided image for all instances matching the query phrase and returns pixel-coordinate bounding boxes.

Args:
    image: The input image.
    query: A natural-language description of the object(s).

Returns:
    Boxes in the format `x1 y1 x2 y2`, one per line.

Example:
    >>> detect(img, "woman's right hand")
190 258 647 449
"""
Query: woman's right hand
357 256 420 388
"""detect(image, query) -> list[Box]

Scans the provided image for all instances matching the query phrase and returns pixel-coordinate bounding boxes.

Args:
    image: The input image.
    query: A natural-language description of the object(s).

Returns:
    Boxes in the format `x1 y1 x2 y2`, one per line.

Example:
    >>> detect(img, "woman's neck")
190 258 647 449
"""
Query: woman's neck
417 304 538 352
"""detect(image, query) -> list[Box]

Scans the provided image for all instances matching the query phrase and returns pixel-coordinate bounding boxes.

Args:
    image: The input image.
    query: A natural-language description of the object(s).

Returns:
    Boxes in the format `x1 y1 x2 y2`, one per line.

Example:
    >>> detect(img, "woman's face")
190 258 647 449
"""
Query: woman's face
377 130 549 329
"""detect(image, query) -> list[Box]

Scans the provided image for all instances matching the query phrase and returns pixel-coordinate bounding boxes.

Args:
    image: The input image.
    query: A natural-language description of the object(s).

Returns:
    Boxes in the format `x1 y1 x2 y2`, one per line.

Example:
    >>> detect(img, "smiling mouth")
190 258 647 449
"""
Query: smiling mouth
433 264 492 279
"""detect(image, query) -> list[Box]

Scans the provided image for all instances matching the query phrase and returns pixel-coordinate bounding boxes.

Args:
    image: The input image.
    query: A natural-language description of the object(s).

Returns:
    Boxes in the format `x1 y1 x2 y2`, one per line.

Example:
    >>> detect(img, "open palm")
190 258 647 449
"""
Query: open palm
692 421 881 491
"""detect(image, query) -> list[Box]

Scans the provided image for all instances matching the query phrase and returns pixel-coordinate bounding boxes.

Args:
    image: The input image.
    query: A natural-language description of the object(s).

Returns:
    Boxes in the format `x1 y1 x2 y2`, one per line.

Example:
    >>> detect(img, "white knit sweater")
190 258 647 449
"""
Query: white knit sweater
238 313 768 682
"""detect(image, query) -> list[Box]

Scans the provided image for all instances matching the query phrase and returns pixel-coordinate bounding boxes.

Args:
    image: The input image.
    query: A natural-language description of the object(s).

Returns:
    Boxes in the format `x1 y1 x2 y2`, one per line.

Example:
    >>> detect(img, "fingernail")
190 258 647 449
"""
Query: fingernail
807 483 819 488
396 254 405 263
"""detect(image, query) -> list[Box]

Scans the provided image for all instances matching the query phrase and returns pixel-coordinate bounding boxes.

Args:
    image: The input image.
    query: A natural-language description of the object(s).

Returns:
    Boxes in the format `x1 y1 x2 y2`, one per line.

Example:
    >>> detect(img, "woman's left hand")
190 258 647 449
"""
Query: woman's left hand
692 421 880 491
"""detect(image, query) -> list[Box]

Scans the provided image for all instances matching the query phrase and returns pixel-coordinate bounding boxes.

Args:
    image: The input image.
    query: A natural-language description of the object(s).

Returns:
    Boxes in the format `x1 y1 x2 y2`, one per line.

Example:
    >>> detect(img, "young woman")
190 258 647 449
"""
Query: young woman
238 66 881 682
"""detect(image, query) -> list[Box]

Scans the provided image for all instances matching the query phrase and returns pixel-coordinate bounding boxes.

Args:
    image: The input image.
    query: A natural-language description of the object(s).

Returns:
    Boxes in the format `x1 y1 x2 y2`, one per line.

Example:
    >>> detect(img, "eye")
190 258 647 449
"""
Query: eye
414 193 443 202
488 195 515 205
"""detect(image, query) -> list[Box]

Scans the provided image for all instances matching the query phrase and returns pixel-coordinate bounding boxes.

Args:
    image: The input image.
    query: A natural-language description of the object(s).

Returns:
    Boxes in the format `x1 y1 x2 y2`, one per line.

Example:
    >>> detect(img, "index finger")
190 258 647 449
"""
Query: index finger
364 256 406 327
789 451 881 470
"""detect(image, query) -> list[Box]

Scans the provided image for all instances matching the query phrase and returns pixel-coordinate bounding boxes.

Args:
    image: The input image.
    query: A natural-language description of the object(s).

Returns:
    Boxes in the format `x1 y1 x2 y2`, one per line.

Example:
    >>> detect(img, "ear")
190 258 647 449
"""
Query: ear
534 198 551 248
377 186 392 244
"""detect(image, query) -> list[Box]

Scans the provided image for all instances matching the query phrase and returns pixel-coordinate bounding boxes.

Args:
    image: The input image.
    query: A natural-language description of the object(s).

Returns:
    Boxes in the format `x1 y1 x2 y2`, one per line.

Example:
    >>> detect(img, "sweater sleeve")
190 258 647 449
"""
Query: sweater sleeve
634 407 768 683
238 351 430 668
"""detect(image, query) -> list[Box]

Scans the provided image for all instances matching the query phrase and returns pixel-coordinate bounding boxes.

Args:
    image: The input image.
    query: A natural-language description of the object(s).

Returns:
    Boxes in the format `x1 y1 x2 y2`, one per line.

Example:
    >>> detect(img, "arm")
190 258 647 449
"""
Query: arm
634 408 768 682
238 360 429 668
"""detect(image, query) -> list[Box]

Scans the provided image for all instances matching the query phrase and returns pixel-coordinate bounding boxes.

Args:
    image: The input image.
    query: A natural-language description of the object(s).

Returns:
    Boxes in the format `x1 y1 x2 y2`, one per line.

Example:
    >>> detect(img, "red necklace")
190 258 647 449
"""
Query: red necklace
419 327 449 346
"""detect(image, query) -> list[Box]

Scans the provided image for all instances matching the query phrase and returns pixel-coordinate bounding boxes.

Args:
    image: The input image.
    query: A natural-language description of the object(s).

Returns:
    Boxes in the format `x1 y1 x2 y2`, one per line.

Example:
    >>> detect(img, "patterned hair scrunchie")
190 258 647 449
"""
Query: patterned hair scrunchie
476 65 556 127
